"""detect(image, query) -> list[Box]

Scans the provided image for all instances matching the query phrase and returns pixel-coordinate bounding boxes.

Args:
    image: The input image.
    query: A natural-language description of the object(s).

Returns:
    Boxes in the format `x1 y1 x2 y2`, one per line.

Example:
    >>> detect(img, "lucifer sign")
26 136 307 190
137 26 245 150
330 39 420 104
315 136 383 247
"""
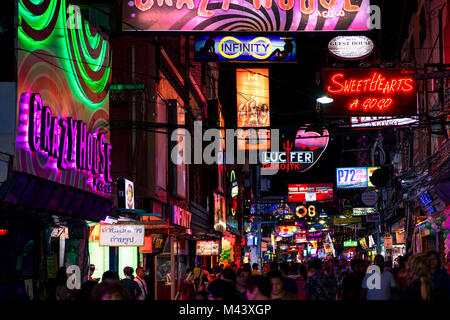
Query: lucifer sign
262 127 329 172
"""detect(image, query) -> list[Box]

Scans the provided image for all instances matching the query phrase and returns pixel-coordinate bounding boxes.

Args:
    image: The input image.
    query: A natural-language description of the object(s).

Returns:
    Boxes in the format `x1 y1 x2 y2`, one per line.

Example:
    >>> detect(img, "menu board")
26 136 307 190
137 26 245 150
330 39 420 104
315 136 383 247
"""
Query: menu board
196 241 220 256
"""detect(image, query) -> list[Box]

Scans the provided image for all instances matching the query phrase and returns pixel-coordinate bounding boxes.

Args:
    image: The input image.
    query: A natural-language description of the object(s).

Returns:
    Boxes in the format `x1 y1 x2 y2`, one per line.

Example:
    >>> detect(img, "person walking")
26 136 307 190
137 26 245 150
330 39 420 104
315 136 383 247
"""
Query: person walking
176 268 196 300
428 251 450 298
342 259 365 300
361 255 397 300
121 266 142 300
280 263 298 295
235 268 251 300
134 267 148 300
289 264 308 300
305 259 337 300
401 253 432 300
247 276 272 300
251 263 261 276
268 270 297 300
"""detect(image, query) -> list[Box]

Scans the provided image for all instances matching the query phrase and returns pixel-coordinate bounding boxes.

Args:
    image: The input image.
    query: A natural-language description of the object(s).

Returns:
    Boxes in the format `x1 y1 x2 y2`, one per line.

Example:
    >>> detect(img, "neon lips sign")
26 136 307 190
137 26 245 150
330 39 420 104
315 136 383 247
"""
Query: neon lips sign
262 127 329 172
20 93 112 191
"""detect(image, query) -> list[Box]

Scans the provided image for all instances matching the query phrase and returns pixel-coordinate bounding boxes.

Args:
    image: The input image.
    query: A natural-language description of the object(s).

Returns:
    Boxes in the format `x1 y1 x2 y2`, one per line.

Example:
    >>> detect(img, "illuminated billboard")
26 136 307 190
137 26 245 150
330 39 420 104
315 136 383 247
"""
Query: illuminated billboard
261 126 329 172
195 36 296 62
196 240 220 255
350 116 418 128
322 69 417 116
236 68 270 150
336 167 379 189
123 0 371 32
16 0 112 197
287 183 334 202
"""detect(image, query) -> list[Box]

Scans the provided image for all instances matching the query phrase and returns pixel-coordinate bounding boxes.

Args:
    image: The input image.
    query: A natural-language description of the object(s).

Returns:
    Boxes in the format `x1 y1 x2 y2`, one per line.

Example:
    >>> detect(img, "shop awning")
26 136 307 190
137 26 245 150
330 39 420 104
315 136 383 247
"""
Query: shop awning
0 172 111 222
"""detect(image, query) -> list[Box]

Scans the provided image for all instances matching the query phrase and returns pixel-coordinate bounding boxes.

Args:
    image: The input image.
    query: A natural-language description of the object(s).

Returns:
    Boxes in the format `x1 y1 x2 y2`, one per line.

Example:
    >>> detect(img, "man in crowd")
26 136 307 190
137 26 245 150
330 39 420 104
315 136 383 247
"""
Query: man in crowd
267 270 297 300
280 263 298 295
235 268 251 300
121 267 142 300
305 258 337 300
428 251 450 298
246 276 272 300
134 267 148 300
251 263 261 276
342 259 365 300
361 255 397 300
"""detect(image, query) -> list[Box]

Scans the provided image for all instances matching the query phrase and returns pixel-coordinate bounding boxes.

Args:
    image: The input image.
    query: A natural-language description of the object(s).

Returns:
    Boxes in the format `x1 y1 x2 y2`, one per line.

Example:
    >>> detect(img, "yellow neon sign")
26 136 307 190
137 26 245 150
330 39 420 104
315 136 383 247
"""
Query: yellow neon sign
218 37 273 60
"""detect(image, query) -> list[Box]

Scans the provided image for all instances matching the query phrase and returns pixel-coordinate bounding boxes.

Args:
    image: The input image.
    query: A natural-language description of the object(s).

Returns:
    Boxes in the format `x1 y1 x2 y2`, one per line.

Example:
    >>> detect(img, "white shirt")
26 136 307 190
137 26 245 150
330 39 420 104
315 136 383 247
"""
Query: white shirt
362 270 397 300
134 277 148 300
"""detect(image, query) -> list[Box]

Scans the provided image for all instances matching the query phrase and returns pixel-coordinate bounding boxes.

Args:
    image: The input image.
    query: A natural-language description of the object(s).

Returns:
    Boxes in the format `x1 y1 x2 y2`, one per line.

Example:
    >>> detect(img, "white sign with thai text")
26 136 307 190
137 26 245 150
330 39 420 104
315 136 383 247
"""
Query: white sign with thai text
99 224 145 247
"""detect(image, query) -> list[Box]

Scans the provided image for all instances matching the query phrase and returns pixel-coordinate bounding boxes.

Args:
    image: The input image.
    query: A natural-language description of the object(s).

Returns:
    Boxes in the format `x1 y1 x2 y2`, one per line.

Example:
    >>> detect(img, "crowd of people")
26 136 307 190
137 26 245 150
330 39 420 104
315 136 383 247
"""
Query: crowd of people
54 251 449 301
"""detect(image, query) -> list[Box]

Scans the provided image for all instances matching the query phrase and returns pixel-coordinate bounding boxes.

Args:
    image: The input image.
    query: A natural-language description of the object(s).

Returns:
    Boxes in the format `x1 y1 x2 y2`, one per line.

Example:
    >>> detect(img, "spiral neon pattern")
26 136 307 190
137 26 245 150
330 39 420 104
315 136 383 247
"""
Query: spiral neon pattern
16 0 112 196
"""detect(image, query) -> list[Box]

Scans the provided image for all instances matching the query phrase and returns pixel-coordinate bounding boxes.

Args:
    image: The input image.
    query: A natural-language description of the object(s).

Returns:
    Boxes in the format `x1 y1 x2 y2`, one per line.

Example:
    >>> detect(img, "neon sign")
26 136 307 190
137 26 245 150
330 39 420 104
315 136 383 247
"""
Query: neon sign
123 0 371 32
295 205 317 219
262 126 329 172
16 0 112 196
195 36 296 62
19 93 112 191
277 225 298 238
288 183 334 202
323 69 417 116
343 240 358 247
336 167 379 189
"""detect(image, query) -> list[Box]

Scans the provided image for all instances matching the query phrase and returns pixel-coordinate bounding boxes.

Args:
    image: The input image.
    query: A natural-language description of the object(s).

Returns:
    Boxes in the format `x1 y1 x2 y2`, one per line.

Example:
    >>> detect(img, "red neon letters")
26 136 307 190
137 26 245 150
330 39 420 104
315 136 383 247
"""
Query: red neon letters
322 69 417 116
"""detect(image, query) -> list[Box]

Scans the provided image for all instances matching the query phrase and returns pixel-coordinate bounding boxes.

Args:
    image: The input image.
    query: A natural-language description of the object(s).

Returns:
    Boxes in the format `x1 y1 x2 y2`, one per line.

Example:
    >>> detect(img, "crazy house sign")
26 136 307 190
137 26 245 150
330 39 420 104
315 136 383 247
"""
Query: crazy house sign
261 127 329 172
15 0 112 196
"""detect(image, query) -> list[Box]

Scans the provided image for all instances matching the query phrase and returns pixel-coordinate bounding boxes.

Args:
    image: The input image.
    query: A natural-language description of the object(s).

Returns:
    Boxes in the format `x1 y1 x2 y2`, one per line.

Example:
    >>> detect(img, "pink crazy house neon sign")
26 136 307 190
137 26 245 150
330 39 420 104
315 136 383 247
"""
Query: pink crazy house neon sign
18 92 112 193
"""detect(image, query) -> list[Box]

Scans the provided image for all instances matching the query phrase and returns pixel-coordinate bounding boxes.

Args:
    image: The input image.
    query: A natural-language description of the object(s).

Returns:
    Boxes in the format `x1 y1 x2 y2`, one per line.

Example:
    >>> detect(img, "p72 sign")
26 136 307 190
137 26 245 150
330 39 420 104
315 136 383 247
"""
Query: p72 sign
336 167 368 188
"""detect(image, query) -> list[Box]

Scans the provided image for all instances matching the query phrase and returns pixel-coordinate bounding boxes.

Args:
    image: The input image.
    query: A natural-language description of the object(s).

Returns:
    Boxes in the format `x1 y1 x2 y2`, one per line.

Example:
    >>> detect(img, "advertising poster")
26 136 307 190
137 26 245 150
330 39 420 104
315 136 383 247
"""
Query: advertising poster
214 193 226 233
16 0 112 197
123 0 371 32
195 36 296 62
196 240 220 255
322 68 417 116
236 68 270 150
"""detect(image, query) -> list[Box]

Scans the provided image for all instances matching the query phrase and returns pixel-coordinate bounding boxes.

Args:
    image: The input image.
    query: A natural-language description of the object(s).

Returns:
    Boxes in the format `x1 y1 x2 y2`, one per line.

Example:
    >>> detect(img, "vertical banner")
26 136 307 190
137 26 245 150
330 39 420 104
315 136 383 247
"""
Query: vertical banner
236 68 270 150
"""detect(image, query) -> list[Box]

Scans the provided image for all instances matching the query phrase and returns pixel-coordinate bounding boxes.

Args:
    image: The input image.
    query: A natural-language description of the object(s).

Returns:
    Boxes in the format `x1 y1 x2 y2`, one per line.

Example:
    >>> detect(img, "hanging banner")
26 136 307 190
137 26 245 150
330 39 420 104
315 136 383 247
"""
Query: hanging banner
123 0 371 32
322 68 417 116
195 36 296 62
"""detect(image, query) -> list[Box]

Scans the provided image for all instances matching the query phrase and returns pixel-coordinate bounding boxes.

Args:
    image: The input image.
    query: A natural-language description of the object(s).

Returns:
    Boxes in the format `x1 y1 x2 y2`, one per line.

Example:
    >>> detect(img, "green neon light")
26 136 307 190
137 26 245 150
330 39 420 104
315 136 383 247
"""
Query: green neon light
18 0 111 108
63 2 111 105
85 20 101 49
69 7 110 94
79 29 107 73
19 0 57 32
